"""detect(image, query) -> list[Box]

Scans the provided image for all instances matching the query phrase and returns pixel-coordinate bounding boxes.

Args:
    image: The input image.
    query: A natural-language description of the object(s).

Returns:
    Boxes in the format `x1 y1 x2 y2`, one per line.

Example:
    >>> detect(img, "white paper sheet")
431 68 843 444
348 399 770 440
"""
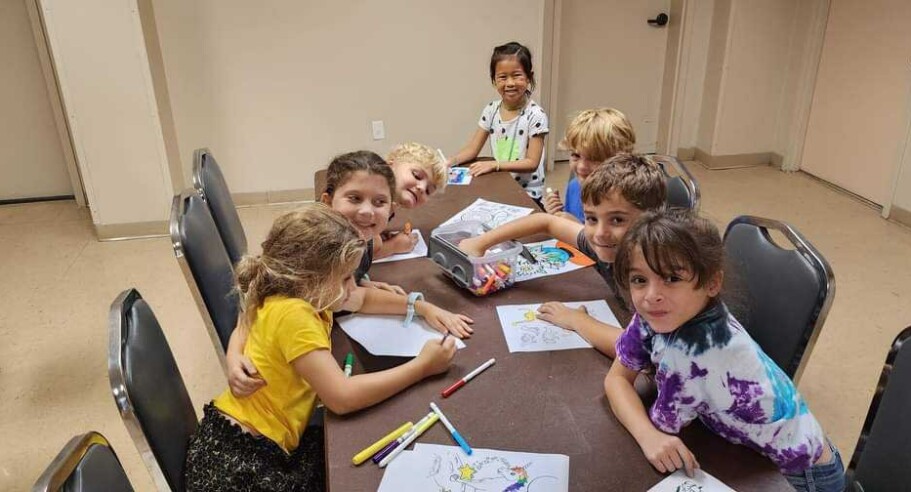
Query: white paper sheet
514 239 595 282
373 230 428 264
378 443 569 492
647 470 736 492
448 167 473 185
439 198 534 230
496 300 620 353
336 313 466 357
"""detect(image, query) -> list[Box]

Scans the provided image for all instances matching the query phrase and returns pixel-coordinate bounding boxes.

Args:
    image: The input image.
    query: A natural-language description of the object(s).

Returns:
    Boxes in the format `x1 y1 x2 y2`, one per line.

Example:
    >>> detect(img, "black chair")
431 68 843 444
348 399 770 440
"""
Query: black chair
846 326 911 492
192 148 248 265
723 216 835 383
169 190 239 370
653 154 700 210
33 432 133 492
108 289 198 492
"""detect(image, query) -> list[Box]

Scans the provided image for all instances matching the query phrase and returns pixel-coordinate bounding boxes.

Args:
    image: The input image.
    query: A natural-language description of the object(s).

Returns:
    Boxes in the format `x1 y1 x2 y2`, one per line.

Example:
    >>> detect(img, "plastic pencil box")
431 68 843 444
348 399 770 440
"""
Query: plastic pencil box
428 220 521 296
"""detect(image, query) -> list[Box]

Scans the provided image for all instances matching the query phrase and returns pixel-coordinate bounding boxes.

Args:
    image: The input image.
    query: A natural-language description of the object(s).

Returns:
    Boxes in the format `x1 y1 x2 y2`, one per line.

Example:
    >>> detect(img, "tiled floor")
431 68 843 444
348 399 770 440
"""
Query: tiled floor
2 162 910 490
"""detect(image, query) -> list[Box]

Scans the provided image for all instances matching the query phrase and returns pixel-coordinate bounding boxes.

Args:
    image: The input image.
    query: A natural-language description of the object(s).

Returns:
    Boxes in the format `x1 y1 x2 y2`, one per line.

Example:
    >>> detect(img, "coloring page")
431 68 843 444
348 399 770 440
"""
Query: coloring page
336 314 465 357
378 443 569 492
647 470 736 492
449 167 473 185
513 239 594 282
374 230 429 264
496 301 619 353
439 199 534 230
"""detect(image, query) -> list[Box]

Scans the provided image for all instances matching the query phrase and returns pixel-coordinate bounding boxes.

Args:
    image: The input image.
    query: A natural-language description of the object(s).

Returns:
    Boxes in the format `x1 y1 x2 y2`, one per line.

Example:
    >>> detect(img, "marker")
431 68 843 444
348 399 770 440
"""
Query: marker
437 148 448 167
371 411 435 464
442 358 496 398
351 421 412 465
344 352 354 377
429 402 472 455
378 414 440 467
441 332 450 345
404 221 412 236
520 244 538 264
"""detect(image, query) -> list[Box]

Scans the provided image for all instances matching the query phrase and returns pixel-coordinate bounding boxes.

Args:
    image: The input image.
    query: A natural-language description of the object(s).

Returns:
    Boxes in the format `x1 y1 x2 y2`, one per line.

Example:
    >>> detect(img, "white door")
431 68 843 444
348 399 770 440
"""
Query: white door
0 0 72 201
553 0 670 158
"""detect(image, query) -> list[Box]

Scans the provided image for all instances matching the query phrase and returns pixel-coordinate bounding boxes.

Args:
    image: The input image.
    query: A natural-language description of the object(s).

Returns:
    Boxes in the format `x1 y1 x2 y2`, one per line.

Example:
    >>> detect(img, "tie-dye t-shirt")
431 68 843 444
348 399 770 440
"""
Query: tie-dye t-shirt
478 99 549 200
615 302 826 474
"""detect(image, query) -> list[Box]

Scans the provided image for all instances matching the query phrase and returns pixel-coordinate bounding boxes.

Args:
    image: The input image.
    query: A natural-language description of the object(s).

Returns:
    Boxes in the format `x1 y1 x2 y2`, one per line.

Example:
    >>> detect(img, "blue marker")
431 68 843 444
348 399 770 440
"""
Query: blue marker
430 402 472 455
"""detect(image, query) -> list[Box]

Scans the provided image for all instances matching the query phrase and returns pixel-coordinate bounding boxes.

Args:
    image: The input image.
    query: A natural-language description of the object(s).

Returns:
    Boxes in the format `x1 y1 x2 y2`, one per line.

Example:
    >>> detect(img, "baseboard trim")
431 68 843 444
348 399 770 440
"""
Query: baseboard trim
889 205 911 228
676 147 696 161
233 188 315 206
694 148 781 170
95 220 168 241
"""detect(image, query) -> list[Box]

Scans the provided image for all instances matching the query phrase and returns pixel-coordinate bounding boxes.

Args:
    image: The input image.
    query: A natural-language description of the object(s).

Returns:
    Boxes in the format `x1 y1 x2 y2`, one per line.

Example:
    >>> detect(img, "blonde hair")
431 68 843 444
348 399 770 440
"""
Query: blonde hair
560 108 636 163
387 142 448 193
234 203 366 326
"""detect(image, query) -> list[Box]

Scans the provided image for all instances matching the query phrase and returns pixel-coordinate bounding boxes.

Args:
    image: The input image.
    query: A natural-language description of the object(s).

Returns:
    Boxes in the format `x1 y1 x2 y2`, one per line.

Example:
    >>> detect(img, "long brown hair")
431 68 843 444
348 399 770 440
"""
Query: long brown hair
234 203 366 325
324 150 396 198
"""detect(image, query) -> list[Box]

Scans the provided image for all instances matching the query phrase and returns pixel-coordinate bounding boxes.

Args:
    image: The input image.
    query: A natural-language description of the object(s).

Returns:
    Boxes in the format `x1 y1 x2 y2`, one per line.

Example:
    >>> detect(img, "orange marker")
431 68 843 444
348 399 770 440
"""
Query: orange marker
404 222 412 235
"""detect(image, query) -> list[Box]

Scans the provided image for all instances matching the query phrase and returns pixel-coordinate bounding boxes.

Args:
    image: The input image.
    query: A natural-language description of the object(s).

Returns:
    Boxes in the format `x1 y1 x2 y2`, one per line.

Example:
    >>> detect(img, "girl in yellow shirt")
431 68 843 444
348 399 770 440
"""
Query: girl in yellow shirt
184 204 457 491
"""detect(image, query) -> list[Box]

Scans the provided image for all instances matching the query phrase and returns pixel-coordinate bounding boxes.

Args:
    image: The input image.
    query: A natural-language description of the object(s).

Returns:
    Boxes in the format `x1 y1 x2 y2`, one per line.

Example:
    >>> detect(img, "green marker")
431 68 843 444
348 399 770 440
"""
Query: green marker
344 352 355 377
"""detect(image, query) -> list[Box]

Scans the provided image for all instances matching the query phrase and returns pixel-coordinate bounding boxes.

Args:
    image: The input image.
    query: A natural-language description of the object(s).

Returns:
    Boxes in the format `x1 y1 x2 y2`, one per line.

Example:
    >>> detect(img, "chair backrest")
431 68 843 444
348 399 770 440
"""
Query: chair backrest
169 190 238 367
847 327 911 492
192 148 247 265
33 432 133 492
108 289 198 492
722 216 835 382
654 154 700 210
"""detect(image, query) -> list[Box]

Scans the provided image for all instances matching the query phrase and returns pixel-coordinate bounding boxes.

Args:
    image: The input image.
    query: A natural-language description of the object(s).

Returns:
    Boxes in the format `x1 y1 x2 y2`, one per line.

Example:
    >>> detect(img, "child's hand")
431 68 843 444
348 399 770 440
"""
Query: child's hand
385 231 419 254
544 189 564 214
227 354 266 398
458 237 487 258
419 302 474 338
416 337 457 377
536 302 588 331
468 160 497 177
638 429 700 478
361 280 406 296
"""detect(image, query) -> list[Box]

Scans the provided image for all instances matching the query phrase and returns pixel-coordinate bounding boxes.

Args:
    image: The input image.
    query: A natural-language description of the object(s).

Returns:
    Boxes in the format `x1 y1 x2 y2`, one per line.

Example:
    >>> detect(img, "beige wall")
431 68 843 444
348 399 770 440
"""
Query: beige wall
695 0 730 154
672 0 713 152
802 0 911 205
151 0 545 194
40 0 176 228
0 0 71 201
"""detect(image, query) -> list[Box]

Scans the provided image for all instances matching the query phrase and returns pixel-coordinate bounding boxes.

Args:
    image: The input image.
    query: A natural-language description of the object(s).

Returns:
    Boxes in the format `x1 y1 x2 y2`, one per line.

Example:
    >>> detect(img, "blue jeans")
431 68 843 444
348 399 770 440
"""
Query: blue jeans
784 441 845 492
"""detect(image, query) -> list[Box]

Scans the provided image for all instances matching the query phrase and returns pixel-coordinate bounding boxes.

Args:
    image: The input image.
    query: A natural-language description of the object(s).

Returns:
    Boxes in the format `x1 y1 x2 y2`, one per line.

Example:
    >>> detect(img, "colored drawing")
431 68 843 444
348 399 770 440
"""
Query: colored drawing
513 240 595 282
439 199 534 230
497 301 620 353
378 444 569 492
647 470 735 492
449 167 473 186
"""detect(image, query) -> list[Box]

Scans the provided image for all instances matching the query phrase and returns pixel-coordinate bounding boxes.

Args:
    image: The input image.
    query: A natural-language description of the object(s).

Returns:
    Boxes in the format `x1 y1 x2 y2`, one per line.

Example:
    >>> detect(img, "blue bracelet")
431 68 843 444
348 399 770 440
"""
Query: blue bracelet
404 292 424 327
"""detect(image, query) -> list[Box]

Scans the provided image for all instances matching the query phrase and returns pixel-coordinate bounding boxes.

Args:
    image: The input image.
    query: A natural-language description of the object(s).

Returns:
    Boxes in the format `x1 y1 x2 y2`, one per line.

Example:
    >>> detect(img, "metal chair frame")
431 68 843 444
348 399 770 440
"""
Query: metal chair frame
191 148 248 264
32 431 131 491
169 190 230 373
655 154 701 211
723 215 835 383
107 289 174 492
846 326 911 490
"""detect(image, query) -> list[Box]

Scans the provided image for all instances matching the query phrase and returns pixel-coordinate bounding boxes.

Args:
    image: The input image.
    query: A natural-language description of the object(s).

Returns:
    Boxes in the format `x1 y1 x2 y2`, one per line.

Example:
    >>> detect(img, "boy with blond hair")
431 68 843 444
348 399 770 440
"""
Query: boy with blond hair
546 108 636 222
460 153 664 358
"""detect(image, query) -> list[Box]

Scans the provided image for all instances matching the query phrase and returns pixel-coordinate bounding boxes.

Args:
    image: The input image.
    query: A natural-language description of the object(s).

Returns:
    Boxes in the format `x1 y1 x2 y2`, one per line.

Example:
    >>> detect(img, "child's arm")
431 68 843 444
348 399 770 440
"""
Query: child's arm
293 338 457 415
339 286 474 338
226 323 266 397
604 362 699 477
448 128 489 167
468 135 545 177
536 303 621 358
458 213 583 258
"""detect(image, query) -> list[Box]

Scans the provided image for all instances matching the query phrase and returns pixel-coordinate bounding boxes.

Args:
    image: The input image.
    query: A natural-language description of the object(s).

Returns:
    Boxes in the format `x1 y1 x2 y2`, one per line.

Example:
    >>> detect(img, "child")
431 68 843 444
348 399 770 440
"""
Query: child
448 42 549 205
545 108 636 223
387 142 448 209
604 209 843 491
185 204 458 491
227 151 472 397
459 154 666 358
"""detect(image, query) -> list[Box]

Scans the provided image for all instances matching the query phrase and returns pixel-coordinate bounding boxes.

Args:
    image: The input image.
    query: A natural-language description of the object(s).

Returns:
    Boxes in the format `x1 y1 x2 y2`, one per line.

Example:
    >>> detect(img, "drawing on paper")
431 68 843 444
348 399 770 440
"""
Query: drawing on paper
497 301 619 353
426 451 558 492
514 240 594 282
511 309 581 348
449 167 473 185
439 199 534 230
675 482 704 492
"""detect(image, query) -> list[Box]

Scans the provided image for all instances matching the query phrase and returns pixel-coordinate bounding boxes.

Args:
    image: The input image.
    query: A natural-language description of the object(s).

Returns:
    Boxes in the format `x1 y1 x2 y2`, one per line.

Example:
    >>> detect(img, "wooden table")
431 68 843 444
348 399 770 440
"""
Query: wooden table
324 171 787 490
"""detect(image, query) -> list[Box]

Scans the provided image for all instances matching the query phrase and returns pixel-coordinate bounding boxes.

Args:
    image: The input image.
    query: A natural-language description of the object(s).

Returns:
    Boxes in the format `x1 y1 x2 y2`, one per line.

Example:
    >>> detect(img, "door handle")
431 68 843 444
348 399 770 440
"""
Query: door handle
647 13 669 27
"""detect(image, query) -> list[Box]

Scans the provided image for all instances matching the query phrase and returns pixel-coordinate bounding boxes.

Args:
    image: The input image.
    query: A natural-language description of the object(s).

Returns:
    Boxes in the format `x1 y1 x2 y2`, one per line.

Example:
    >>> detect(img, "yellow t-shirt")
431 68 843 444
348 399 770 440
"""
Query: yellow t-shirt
214 296 332 453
